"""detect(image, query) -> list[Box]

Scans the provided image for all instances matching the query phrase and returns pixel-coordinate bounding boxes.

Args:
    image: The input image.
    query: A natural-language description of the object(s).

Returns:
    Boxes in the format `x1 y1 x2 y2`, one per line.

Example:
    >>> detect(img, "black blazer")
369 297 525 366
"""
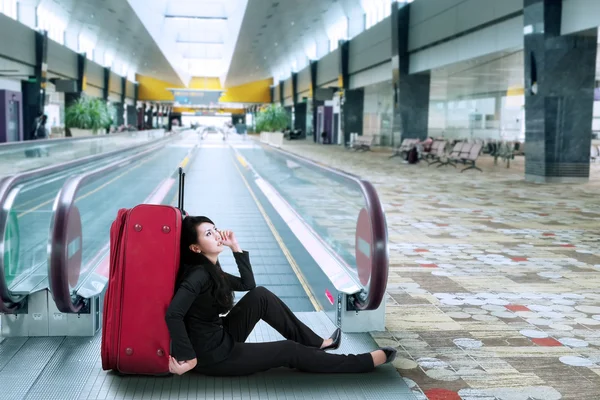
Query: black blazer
165 250 256 367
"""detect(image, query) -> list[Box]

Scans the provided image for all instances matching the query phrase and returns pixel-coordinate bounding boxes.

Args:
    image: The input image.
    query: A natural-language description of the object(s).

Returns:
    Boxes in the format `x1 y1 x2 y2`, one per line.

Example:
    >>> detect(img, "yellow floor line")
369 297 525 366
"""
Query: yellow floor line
231 151 322 312
17 152 160 218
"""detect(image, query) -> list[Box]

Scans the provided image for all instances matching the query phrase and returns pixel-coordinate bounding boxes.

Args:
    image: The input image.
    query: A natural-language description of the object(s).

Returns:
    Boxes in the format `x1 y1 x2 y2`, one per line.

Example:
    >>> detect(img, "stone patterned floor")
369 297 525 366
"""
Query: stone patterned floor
275 138 600 400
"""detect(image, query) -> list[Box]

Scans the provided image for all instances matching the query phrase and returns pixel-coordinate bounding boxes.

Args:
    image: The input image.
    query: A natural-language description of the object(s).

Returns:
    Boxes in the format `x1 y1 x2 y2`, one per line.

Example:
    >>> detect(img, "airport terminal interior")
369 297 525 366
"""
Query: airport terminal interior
1 0 600 399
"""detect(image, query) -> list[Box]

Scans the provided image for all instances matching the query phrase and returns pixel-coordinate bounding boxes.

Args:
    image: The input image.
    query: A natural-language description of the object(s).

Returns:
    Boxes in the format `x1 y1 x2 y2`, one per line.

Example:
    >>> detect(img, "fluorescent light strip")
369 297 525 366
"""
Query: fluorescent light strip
176 40 225 45
165 15 227 20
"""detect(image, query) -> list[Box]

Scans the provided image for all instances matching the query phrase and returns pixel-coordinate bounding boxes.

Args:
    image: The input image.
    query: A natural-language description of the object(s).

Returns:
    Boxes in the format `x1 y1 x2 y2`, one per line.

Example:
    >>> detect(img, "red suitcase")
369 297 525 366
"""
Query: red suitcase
101 169 186 375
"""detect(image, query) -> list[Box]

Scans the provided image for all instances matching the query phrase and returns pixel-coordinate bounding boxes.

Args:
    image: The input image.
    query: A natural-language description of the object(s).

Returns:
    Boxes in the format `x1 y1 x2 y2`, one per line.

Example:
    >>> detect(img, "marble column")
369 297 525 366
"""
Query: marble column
291 72 298 106
21 30 48 140
116 76 126 126
64 53 86 109
391 2 430 147
524 0 597 183
310 60 320 142
339 40 364 144
279 81 284 107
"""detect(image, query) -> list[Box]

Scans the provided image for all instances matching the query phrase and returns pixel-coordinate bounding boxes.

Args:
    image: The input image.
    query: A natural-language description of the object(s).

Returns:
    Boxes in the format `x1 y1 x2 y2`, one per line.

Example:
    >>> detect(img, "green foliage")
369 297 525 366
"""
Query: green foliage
65 97 114 133
255 104 290 133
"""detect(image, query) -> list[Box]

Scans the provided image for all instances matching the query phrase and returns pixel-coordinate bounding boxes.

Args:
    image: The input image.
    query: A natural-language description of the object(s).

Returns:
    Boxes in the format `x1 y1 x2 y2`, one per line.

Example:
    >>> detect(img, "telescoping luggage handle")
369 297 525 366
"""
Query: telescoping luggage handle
177 167 185 212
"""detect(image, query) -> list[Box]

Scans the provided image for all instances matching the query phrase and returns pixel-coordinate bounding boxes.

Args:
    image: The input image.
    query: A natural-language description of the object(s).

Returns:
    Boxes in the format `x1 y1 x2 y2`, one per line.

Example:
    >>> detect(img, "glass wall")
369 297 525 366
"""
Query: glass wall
362 80 393 146
428 51 525 142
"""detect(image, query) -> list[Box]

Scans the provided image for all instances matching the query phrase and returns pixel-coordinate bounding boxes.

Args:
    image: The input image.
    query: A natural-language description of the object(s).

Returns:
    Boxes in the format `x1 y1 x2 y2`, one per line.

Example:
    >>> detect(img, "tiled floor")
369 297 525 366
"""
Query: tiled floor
275 138 600 400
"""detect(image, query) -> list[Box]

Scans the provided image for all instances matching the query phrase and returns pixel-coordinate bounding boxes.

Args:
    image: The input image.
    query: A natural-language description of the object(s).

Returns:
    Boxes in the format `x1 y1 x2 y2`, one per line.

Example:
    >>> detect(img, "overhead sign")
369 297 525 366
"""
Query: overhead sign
171 89 224 106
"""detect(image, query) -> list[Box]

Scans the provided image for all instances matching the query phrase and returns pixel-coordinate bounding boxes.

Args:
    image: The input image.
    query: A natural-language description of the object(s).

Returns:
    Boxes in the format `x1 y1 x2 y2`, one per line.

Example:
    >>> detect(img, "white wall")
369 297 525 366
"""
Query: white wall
47 39 78 79
317 49 339 86
408 0 522 51
562 0 600 35
349 16 391 75
410 16 523 73
0 76 21 91
0 13 35 67
298 67 311 93
349 61 392 89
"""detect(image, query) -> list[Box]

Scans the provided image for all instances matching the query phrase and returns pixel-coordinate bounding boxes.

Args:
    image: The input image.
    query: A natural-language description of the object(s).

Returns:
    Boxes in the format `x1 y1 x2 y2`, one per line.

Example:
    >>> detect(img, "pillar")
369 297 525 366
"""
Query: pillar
117 76 126 126
103 67 110 101
291 72 298 106
279 81 284 107
339 40 364 145
21 30 48 140
310 60 319 142
391 1 430 147
523 0 597 183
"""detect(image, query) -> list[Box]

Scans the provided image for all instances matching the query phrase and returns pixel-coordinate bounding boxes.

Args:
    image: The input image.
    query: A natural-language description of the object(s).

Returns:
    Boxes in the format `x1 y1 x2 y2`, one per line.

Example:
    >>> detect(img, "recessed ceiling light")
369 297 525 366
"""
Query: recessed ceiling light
291 21 294 26
90 14 95 18
275 42 278 46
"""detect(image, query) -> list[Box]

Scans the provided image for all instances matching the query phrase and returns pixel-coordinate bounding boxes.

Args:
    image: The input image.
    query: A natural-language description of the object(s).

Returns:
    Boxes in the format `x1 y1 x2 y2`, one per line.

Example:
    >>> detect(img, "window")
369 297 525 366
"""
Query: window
37 5 66 44
104 53 114 68
79 35 95 60
327 18 348 51
305 41 317 61
0 0 18 19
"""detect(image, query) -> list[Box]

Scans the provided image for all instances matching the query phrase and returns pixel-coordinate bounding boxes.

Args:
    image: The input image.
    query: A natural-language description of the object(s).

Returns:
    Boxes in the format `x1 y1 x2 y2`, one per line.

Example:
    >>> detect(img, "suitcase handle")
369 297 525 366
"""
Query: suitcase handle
177 167 186 212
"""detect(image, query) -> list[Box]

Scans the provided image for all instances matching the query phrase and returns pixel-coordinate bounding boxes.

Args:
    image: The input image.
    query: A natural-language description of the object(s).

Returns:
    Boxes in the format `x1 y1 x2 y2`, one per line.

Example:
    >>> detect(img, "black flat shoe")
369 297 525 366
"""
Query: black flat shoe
381 347 397 364
322 328 342 351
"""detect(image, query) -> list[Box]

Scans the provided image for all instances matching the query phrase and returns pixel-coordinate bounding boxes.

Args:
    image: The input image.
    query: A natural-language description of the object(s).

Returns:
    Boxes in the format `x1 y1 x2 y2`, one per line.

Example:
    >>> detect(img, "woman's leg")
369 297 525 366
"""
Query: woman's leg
196 340 375 377
223 286 323 348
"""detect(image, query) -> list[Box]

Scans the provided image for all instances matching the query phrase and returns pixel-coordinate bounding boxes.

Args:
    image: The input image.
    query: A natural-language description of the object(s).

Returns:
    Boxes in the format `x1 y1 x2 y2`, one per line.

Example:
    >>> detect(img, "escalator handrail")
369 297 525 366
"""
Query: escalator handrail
48 137 176 313
0 130 148 151
259 144 389 311
0 129 167 313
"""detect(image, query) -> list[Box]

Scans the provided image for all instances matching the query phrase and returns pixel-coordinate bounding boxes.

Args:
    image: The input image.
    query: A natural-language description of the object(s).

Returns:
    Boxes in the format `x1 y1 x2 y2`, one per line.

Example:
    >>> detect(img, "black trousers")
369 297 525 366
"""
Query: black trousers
195 286 375 376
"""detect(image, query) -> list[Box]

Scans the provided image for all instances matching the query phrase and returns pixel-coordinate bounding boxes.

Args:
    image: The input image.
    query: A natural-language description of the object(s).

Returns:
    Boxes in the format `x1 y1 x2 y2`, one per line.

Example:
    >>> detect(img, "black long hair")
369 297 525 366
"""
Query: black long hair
178 216 234 313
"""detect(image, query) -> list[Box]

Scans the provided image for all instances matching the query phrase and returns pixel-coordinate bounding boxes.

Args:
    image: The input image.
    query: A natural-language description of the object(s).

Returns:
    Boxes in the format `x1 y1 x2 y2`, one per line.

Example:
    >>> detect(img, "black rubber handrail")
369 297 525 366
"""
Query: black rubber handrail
258 143 389 311
48 138 176 313
0 130 170 313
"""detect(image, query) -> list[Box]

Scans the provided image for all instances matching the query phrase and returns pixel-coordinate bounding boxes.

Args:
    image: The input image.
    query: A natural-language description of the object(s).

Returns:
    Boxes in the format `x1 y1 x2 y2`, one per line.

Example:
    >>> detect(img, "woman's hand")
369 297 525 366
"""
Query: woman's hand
219 230 241 252
169 356 197 376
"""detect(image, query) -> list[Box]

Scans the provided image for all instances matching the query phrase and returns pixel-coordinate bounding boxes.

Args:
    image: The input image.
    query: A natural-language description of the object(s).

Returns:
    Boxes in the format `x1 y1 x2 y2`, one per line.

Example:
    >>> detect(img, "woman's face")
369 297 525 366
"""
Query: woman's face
191 222 225 255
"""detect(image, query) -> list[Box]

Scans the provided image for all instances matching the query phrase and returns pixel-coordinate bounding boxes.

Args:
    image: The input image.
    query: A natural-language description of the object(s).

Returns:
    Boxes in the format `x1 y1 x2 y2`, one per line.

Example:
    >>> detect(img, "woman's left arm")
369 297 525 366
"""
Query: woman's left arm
220 229 256 291
224 250 256 291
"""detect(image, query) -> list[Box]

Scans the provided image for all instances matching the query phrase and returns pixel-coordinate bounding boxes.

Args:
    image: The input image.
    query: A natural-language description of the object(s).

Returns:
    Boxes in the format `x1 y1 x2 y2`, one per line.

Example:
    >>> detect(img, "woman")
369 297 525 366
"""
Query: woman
165 216 397 376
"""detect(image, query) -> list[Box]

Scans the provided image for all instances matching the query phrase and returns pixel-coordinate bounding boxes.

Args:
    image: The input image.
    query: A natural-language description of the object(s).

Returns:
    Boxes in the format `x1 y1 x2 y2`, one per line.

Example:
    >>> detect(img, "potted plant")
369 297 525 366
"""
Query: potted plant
65 97 113 136
255 104 290 146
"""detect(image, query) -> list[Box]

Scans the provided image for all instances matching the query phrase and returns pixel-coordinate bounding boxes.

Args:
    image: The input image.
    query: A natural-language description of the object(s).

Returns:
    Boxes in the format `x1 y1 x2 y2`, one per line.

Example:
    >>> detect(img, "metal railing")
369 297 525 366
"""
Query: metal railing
0 131 172 313
257 144 389 311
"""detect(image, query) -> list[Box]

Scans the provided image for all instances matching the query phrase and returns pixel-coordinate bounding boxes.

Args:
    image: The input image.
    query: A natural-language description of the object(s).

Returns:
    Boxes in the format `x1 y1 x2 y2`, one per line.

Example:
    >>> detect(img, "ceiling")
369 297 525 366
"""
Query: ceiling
225 0 374 87
24 0 397 88
126 0 392 87
25 0 184 84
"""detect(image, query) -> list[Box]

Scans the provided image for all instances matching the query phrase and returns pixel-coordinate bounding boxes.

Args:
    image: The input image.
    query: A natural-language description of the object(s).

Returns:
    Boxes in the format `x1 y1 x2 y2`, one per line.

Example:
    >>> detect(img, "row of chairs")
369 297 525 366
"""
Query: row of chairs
427 141 484 172
591 144 600 162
